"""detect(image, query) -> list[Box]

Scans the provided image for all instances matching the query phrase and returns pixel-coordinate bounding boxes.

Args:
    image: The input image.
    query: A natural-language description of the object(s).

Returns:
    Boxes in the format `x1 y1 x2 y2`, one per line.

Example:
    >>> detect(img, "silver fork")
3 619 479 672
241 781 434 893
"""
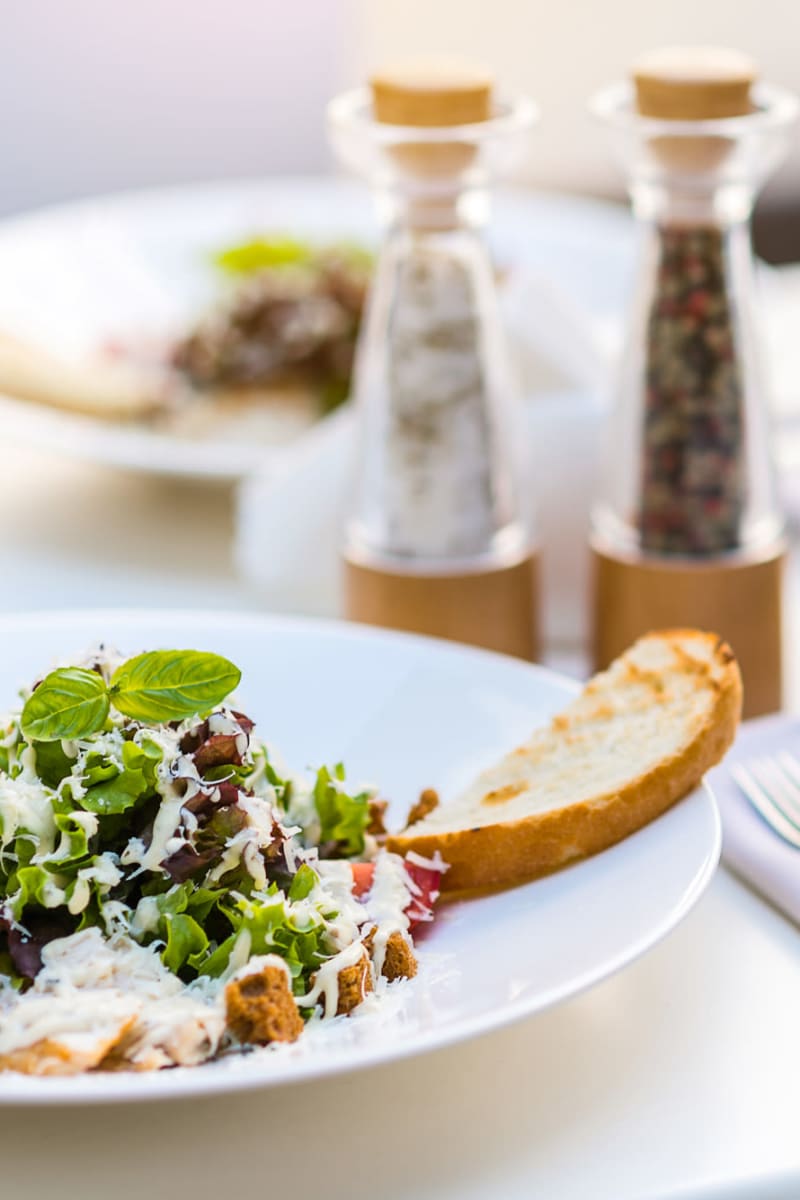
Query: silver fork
731 752 800 849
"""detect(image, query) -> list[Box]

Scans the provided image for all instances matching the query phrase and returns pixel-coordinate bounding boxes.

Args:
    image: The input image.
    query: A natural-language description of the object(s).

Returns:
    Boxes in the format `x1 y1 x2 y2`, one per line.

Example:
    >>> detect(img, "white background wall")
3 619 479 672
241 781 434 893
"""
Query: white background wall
346 0 800 207
0 0 342 214
1 0 799 215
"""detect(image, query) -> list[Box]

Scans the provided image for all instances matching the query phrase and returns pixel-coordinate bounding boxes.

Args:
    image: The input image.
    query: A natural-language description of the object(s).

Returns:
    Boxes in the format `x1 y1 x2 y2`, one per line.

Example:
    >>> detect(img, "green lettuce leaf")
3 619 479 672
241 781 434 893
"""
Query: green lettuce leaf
50 810 93 865
31 739 77 788
79 769 147 815
162 913 210 975
199 891 331 987
313 764 371 856
288 863 318 901
7 863 60 918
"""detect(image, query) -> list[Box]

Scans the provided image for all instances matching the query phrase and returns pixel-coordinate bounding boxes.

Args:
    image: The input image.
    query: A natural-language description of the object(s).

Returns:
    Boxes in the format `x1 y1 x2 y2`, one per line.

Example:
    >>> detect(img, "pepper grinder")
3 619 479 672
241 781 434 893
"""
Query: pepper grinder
590 48 798 716
327 60 539 659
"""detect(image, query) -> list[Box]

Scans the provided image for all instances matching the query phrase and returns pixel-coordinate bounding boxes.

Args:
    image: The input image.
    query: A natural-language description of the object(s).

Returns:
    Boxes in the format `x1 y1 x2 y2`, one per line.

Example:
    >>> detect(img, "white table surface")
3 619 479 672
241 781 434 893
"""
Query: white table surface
1 447 800 1200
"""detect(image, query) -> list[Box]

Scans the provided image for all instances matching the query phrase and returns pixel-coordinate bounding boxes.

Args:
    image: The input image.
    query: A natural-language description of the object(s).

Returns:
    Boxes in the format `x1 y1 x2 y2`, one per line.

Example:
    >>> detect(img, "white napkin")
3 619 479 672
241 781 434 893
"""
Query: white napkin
708 715 800 926
236 404 353 617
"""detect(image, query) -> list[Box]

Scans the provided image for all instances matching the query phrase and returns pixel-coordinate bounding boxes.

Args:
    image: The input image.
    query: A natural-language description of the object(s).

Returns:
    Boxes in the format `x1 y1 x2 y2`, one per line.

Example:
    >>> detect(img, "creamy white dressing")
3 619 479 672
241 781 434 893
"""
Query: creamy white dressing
100 899 132 936
134 776 192 872
361 852 413 977
0 774 57 857
313 861 369 950
229 952 293 988
223 929 253 977
0 644 434 1072
205 829 254 885
67 853 122 916
207 710 250 762
37 929 179 996
297 941 369 1020
0 991 141 1058
121 995 226 1069
0 927 226 1064
40 877 68 909
130 895 162 937
70 810 99 838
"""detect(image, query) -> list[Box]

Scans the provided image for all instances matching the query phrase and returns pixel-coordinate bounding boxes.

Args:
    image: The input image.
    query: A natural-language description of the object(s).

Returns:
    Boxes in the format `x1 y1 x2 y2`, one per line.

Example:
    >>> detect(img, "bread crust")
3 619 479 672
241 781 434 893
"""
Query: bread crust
387 631 742 891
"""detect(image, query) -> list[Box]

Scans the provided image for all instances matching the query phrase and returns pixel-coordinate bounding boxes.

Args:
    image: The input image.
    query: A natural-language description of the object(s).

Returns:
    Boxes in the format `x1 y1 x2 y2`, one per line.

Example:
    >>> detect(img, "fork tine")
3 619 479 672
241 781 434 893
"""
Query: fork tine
776 752 800 792
752 757 800 827
730 762 800 849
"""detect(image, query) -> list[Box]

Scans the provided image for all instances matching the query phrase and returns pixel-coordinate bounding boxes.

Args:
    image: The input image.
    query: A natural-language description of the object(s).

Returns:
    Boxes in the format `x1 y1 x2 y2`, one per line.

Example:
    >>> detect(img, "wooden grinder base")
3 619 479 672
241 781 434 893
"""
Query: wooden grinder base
344 553 538 661
592 543 785 717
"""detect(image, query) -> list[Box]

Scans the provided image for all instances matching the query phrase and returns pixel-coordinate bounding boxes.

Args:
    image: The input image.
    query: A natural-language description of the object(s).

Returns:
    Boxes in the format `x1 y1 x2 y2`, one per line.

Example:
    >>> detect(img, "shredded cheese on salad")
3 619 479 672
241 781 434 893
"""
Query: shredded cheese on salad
0 645 445 1075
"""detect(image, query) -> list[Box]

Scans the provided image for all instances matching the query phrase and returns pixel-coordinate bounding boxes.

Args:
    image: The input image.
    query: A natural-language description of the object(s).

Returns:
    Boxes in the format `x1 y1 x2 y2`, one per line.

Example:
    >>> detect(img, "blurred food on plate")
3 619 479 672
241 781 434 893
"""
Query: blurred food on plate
0 234 373 438
171 237 371 411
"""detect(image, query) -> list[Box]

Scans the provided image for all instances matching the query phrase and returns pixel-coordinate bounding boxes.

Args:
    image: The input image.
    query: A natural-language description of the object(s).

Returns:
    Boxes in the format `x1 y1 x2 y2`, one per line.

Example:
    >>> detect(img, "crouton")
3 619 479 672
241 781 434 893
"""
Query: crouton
382 930 417 981
406 788 439 827
225 963 304 1045
367 798 388 837
362 927 417 981
336 949 374 1015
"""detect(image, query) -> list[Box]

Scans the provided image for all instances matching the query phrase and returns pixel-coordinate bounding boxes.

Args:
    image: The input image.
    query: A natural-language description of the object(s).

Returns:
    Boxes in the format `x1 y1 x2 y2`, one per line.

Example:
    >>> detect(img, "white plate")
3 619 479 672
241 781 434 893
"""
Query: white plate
0 610 720 1105
0 177 633 481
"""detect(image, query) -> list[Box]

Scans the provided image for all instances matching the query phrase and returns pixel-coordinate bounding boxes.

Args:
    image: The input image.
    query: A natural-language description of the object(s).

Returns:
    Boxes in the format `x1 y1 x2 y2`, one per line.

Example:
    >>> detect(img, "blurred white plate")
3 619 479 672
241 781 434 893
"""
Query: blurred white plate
0 177 633 481
0 610 720 1104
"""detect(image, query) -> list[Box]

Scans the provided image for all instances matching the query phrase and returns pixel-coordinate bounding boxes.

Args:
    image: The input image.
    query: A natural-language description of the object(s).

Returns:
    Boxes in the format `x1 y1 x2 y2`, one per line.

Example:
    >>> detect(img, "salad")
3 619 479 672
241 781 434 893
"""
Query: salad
0 646 444 1075
172 236 371 413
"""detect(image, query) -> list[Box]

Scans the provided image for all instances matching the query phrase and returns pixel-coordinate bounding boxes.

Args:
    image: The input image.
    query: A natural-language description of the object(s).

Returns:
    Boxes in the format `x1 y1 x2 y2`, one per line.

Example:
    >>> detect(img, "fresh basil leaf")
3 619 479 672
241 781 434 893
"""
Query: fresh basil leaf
20 669 110 742
109 650 241 723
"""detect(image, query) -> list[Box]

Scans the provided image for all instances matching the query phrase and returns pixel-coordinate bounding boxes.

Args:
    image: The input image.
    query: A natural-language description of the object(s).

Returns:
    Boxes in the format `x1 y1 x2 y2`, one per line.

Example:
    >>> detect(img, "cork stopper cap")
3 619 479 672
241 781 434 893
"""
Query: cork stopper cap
370 58 493 127
633 46 757 120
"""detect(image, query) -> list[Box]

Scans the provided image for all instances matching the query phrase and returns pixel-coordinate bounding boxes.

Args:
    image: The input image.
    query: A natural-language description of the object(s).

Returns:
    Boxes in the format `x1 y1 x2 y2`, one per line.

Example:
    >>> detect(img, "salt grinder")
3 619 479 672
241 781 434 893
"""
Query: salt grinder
590 48 798 715
328 61 538 658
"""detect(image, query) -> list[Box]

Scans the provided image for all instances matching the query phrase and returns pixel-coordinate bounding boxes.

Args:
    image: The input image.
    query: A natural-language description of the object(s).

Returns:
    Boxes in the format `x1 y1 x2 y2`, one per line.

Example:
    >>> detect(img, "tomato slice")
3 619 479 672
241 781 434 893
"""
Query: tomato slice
350 856 445 931
403 858 444 930
350 861 376 898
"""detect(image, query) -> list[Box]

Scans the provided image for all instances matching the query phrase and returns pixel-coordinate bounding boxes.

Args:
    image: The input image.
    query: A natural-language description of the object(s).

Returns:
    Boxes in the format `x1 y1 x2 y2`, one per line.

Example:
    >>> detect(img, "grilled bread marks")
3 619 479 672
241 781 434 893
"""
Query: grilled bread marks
387 630 741 890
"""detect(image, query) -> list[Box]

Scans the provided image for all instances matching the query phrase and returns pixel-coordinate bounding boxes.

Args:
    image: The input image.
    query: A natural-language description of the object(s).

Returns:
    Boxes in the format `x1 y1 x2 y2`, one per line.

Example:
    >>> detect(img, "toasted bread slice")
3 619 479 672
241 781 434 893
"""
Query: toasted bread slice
386 630 742 891
0 333 162 420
